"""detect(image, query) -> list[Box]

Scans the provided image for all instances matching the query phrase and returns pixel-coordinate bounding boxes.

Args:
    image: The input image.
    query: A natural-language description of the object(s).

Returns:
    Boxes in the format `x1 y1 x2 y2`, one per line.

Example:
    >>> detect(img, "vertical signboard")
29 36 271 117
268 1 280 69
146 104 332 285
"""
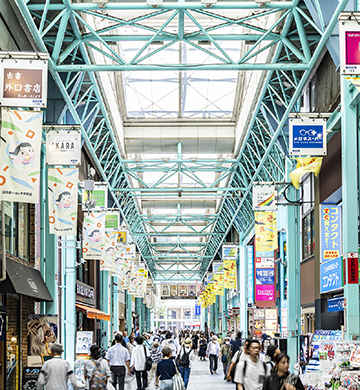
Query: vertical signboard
347 252 359 284
320 204 341 263
247 246 254 304
320 257 343 294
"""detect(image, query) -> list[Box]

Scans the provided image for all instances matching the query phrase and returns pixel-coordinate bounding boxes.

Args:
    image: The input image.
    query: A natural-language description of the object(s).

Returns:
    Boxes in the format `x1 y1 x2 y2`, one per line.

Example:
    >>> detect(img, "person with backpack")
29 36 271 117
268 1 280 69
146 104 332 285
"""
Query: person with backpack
231 332 243 358
219 337 232 380
131 335 150 390
84 344 111 390
105 334 131 390
177 338 195 389
148 342 162 388
233 339 269 390
227 339 251 382
161 332 179 358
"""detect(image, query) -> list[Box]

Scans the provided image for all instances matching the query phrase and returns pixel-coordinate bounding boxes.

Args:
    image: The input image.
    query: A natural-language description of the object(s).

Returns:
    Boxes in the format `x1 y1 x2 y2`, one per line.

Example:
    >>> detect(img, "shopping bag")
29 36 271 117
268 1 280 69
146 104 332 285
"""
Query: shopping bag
172 360 185 390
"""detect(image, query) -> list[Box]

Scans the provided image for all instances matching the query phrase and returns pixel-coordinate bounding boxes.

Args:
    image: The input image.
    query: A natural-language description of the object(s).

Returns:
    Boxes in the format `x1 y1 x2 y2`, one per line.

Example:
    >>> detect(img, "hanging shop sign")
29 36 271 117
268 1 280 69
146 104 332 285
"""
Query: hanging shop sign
48 167 79 236
289 117 327 156
117 230 127 244
161 285 171 298
0 54 48 108
0 108 43 204
75 281 95 306
255 284 275 301
222 244 238 260
252 185 278 211
255 212 277 252
82 212 106 260
347 252 359 284
46 130 81 165
339 14 360 75
320 256 343 294
105 211 120 232
327 296 344 312
179 285 188 297
195 304 201 316
82 182 108 211
188 285 196 297
320 204 342 263
170 285 178 298
232 307 240 316
256 268 275 285
247 246 254 304
255 257 274 268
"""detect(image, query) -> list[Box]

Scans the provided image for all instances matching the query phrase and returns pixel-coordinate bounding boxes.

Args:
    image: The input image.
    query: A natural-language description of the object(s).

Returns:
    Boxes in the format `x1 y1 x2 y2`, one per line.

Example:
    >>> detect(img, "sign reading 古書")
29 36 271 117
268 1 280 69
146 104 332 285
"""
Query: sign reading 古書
289 117 327 156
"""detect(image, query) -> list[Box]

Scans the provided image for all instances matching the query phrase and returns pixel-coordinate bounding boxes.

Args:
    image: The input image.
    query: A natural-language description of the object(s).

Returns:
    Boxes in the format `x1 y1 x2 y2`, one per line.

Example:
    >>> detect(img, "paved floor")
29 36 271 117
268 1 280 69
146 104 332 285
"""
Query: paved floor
125 355 234 390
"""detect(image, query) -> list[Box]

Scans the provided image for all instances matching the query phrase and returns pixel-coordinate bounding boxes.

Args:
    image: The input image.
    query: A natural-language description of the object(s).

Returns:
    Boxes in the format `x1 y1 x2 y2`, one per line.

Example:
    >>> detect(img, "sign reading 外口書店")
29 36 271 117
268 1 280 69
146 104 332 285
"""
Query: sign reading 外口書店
0 55 48 108
46 130 81 165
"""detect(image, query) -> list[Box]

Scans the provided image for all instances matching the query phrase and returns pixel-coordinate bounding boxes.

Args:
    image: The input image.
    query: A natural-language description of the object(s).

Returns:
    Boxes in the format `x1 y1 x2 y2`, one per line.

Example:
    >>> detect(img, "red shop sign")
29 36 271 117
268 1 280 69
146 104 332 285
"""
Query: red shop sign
347 252 359 284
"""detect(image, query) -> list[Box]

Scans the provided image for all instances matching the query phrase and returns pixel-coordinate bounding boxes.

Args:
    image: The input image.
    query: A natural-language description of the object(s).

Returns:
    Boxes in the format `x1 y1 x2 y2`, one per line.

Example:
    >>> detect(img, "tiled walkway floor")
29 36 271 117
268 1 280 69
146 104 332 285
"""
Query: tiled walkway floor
125 355 234 390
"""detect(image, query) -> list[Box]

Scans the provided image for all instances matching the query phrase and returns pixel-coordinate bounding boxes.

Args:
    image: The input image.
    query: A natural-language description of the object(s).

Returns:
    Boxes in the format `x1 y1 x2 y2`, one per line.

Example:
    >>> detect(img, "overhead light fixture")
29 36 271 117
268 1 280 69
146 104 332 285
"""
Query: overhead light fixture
255 0 271 7
201 0 217 6
198 40 211 46
147 0 163 7
92 0 108 8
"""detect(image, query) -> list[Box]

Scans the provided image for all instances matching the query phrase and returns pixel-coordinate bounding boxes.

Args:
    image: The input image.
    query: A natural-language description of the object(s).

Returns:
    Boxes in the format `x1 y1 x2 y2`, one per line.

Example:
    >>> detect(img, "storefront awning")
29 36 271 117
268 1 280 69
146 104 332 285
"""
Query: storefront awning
75 303 111 321
0 258 53 302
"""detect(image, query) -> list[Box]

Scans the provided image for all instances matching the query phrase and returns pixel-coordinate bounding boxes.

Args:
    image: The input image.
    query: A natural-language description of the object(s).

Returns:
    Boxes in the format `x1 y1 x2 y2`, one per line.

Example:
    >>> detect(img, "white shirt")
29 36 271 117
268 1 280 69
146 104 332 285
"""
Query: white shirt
178 346 196 368
161 338 179 357
131 345 149 371
105 343 130 366
234 357 269 390
206 341 220 356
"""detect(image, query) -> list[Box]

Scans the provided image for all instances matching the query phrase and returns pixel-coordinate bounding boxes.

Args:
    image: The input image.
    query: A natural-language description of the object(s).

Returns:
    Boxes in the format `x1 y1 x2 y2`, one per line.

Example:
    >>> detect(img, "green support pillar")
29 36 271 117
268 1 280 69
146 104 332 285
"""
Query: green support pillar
135 297 142 334
210 304 215 333
126 291 133 334
141 300 146 334
147 307 151 331
214 296 219 335
44 229 57 314
112 276 119 335
62 236 76 363
341 77 360 337
239 244 247 337
222 291 227 337
101 271 110 348
286 162 301 369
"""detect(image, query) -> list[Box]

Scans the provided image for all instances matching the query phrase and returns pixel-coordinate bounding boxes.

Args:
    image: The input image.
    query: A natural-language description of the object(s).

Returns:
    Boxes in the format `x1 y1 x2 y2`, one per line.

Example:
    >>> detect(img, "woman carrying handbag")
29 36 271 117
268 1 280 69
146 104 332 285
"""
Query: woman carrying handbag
262 353 305 390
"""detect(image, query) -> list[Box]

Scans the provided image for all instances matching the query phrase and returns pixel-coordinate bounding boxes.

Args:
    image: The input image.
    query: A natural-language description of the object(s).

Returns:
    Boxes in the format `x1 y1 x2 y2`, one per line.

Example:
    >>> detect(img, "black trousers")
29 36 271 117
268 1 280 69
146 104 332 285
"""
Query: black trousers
135 369 148 390
110 365 126 390
209 354 218 372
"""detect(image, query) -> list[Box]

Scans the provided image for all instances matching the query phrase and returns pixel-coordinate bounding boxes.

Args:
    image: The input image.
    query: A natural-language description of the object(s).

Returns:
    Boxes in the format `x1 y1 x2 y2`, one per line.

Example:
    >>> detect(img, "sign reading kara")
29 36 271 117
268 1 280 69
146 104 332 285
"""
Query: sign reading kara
46 130 81 165
0 52 48 108
289 117 327 156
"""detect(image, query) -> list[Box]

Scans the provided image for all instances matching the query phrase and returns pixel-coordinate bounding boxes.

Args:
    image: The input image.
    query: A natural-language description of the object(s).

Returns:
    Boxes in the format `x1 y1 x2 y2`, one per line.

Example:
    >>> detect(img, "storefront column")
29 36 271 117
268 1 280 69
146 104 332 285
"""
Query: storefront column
112 276 119 334
214 296 219 334
222 291 228 337
341 77 360 337
45 231 57 315
135 297 142 333
62 235 76 362
141 300 146 333
286 164 301 369
210 304 215 332
239 244 247 337
126 291 133 334
279 231 287 333
201 306 206 329
101 271 110 348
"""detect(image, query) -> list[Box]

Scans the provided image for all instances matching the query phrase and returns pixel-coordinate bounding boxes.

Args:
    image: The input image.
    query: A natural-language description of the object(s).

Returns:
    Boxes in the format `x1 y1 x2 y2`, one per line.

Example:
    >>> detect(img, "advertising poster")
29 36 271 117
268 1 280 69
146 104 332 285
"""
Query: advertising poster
82 183 108 211
170 285 178 298
188 285 196 297
179 285 188 297
46 130 81 165
255 285 275 301
300 335 310 364
255 257 274 268
82 212 106 260
112 253 123 279
101 232 117 272
247 246 254 304
120 259 134 290
0 109 43 203
256 269 275 285
255 212 277 252
320 204 341 263
161 285 171 297
223 260 237 289
128 265 140 295
222 244 238 260
75 331 93 354
27 314 58 367
48 167 78 236
252 185 278 211
105 211 120 232
117 231 127 244
214 273 224 295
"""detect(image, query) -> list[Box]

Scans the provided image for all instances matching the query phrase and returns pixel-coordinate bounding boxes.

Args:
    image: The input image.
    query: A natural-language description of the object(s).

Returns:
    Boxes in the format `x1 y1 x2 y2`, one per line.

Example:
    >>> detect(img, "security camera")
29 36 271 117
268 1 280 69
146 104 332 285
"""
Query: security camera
80 258 87 264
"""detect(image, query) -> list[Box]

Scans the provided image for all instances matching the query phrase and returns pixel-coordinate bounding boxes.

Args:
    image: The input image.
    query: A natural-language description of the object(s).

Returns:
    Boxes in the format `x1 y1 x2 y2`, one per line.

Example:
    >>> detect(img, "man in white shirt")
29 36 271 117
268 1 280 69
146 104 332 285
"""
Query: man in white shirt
106 334 131 390
131 336 150 390
234 339 269 390
206 335 220 375
161 332 179 358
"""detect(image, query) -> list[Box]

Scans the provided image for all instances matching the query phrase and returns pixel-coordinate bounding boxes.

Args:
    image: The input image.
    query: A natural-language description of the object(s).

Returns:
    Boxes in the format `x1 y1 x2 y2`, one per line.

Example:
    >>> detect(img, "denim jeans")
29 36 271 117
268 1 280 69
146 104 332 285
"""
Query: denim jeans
160 378 173 390
178 366 191 389
209 355 218 372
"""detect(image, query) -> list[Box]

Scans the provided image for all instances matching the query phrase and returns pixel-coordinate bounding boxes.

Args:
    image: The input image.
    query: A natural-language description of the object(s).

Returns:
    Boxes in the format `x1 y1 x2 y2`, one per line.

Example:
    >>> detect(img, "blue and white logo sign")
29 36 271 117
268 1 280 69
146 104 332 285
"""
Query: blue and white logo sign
256 268 275 285
327 297 344 312
195 304 201 316
320 256 343 294
289 117 327 156
247 246 254 304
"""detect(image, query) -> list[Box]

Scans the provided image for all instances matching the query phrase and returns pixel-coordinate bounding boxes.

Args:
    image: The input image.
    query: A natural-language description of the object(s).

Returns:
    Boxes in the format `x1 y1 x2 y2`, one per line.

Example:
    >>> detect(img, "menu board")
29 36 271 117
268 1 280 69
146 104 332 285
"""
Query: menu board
23 367 41 390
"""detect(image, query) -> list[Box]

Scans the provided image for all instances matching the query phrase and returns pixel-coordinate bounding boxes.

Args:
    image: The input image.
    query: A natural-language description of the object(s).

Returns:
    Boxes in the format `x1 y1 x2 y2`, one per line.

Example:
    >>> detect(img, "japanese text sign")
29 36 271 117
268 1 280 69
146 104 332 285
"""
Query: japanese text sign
256 268 275 285
0 57 48 108
247 246 254 304
327 297 344 312
320 257 343 294
252 185 277 211
255 285 275 301
347 252 359 284
339 17 360 75
46 130 81 165
289 117 327 156
320 204 341 263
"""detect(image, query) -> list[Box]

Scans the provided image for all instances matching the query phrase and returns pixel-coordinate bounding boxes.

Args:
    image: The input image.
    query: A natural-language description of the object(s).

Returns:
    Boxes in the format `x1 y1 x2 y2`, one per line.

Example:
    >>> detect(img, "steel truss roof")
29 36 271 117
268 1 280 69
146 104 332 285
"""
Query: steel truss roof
15 0 348 282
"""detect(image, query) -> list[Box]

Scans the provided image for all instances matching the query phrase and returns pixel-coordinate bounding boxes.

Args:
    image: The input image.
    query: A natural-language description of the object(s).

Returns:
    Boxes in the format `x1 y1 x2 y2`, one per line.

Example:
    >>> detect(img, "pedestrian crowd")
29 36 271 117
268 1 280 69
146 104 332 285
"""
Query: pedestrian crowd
37 329 304 390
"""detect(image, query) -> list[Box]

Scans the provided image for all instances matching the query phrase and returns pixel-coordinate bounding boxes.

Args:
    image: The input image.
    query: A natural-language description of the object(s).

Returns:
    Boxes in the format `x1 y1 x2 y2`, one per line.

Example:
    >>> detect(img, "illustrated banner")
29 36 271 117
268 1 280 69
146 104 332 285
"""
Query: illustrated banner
0 109 43 203
223 260 237 289
101 232 117 272
48 168 78 236
119 259 134 290
255 212 278 252
82 212 106 260
128 265 140 295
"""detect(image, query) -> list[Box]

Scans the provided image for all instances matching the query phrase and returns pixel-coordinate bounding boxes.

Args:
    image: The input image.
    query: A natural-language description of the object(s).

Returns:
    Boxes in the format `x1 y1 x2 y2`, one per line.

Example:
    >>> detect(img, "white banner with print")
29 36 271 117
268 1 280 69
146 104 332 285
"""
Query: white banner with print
82 212 105 260
48 168 78 236
0 109 43 203
101 232 117 272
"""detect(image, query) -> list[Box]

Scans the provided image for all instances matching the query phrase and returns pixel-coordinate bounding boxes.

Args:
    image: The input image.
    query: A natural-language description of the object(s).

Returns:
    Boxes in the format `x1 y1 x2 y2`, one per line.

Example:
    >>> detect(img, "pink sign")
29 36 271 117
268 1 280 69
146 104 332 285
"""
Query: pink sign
346 32 360 65
255 285 275 301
